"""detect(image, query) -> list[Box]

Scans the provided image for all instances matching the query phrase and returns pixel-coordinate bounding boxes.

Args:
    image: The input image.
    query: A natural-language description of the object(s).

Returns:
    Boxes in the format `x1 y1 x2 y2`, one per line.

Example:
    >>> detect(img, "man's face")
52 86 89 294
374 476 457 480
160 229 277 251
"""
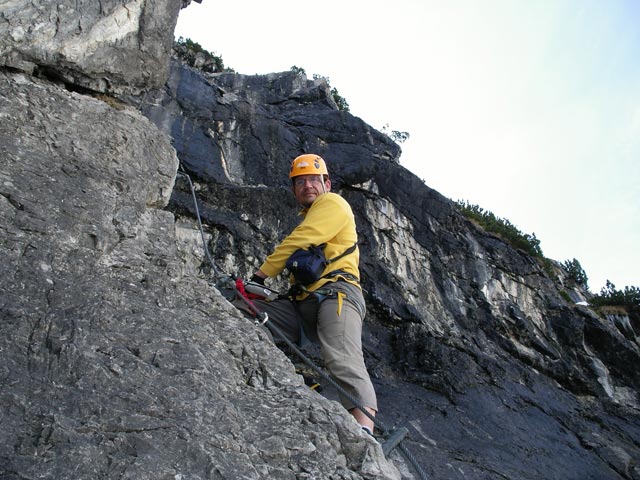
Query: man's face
293 174 331 207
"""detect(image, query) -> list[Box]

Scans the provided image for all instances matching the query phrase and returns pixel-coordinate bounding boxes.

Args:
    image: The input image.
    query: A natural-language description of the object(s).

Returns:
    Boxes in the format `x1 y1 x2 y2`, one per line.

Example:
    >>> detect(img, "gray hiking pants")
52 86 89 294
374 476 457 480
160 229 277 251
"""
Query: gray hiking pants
255 281 377 412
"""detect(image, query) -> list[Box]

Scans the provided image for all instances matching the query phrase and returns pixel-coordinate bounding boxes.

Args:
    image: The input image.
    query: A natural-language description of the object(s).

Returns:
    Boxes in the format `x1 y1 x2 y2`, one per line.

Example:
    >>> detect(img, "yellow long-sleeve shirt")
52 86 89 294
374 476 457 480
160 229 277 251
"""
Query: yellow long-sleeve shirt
259 192 360 296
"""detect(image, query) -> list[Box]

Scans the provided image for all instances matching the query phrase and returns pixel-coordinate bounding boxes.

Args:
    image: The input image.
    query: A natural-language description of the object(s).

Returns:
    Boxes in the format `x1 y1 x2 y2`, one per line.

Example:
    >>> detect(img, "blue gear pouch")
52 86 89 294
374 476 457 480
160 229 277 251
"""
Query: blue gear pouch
286 244 327 286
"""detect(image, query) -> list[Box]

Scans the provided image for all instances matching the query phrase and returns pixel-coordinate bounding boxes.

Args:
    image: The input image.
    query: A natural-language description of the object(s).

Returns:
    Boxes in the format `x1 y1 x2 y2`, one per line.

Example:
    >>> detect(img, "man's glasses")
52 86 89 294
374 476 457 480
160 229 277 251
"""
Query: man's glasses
293 176 324 187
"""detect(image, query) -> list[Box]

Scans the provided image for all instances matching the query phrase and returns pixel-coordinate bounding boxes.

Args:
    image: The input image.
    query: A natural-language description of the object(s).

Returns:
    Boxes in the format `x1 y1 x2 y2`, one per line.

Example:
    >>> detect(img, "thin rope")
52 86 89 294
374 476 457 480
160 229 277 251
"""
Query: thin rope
177 167 224 279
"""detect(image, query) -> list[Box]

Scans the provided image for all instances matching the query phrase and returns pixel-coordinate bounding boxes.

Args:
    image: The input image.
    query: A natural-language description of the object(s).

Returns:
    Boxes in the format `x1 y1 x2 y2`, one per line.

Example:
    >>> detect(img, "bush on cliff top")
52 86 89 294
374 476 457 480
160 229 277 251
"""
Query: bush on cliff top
174 37 232 73
561 257 589 290
591 281 640 308
455 200 543 258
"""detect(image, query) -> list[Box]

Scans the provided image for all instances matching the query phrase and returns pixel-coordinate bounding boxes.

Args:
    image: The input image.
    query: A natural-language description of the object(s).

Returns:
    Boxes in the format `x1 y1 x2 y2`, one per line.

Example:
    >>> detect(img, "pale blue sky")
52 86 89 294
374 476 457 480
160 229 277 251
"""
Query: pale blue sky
176 0 639 292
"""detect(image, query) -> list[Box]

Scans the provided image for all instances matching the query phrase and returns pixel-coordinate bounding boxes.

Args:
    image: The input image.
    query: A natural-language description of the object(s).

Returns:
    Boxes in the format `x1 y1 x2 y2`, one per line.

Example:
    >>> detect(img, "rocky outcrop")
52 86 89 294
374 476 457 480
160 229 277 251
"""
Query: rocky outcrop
0 3 398 480
1 1 639 479
0 0 181 94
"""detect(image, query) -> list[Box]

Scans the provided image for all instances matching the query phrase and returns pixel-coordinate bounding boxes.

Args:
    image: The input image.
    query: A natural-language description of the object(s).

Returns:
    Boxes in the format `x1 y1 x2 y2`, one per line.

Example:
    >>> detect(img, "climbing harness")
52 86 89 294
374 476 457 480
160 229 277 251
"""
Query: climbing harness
177 167 429 480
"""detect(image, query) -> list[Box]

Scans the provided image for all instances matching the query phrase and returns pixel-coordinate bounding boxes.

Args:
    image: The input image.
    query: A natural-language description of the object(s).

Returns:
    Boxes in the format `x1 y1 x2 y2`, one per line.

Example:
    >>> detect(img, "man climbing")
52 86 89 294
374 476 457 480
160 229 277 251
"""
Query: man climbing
250 153 377 435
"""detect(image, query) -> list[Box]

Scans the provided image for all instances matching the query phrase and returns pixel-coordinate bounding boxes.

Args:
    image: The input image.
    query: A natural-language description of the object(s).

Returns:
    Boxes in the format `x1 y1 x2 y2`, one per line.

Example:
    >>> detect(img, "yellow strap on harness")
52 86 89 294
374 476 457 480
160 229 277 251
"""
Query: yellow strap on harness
336 291 346 317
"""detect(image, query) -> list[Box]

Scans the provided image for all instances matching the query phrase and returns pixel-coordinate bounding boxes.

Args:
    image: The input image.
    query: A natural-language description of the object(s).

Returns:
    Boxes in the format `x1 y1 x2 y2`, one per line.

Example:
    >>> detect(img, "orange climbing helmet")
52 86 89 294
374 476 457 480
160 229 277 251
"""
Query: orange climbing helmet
289 154 329 178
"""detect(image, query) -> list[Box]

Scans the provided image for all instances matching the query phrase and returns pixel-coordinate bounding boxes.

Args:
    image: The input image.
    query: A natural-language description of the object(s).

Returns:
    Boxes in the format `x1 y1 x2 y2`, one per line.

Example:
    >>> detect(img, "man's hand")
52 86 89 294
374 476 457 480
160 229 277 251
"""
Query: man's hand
250 273 265 285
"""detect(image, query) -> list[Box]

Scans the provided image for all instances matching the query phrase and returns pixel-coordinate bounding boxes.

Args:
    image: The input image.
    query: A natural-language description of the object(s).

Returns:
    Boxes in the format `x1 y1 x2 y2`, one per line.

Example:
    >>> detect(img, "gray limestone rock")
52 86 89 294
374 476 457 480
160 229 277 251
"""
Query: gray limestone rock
1 0 639 478
0 70 399 479
0 0 181 94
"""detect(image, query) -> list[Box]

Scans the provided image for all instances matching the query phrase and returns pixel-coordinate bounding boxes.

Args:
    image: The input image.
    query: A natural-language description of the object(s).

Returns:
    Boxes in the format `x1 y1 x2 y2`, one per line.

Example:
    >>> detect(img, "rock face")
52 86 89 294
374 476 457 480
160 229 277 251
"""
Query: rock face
0 2 639 480
0 3 398 480
136 56 640 479
0 0 181 94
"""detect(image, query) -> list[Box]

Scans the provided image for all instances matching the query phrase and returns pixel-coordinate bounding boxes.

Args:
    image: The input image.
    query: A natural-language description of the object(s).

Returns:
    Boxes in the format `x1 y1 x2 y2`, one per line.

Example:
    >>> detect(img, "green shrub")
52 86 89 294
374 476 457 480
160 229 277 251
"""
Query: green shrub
390 130 410 143
310 74 350 112
330 87 350 112
561 258 589 290
381 124 410 144
559 290 572 303
290 65 306 77
541 257 556 278
455 200 543 258
591 281 640 308
174 37 231 73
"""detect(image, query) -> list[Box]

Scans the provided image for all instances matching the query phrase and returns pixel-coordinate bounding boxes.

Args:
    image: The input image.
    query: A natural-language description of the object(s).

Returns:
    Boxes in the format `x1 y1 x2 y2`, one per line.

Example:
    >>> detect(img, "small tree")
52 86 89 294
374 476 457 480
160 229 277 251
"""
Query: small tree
390 130 410 143
381 124 410 144
174 37 230 73
330 87 350 112
310 75 350 112
561 258 589 290
290 65 306 77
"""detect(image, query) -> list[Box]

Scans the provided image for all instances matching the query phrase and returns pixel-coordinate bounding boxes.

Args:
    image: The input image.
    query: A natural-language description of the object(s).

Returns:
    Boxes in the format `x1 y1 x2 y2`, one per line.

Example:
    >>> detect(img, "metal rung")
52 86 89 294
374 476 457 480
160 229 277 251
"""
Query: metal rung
381 427 409 456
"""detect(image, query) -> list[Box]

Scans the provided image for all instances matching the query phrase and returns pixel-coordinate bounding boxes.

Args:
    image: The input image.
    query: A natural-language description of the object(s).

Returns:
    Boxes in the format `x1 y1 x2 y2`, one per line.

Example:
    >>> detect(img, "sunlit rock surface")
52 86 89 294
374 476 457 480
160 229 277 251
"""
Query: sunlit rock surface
0 0 181 94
